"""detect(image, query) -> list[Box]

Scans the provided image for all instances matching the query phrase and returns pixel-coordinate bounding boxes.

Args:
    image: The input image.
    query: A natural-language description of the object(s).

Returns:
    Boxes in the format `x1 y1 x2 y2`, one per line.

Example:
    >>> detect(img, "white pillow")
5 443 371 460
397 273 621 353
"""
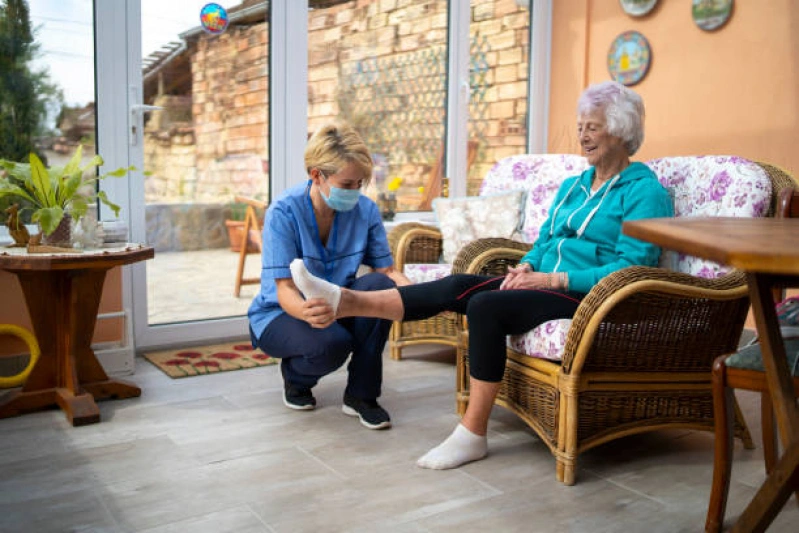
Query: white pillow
433 190 525 264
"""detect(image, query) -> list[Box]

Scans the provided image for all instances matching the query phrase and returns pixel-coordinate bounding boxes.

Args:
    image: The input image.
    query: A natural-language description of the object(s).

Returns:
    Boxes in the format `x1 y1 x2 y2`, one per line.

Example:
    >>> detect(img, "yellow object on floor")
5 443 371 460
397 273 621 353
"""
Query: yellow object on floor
0 324 40 388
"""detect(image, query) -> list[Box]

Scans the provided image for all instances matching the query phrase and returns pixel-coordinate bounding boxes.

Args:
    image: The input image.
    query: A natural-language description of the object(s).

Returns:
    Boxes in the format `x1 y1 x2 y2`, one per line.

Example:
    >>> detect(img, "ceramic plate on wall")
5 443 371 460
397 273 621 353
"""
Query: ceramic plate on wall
607 31 651 86
620 0 658 17
692 0 734 31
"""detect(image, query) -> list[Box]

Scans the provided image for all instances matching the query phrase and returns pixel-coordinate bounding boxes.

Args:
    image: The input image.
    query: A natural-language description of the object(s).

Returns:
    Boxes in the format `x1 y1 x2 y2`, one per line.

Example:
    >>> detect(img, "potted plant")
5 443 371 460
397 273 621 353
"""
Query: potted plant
225 198 264 253
0 145 133 246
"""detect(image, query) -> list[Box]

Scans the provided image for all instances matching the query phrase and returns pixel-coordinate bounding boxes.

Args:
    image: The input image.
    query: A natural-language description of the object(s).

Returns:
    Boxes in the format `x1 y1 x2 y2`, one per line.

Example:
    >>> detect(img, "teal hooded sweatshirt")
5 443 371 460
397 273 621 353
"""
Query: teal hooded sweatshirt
520 162 674 294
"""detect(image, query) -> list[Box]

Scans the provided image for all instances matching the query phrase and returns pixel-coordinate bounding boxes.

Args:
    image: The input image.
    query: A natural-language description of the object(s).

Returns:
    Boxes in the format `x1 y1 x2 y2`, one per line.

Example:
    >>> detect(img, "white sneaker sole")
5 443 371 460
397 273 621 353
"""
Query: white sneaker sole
342 404 392 429
283 392 315 411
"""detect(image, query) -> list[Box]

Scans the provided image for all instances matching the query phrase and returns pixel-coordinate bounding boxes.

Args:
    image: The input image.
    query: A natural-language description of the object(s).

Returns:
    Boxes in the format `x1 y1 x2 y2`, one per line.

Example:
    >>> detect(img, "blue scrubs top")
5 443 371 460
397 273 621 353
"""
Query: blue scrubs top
248 180 394 340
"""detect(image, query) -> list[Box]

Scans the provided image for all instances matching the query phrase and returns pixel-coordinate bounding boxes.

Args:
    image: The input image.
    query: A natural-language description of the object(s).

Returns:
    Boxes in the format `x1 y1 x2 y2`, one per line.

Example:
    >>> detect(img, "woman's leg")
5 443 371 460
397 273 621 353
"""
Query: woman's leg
417 289 584 469
256 313 353 392
339 272 396 401
290 259 500 321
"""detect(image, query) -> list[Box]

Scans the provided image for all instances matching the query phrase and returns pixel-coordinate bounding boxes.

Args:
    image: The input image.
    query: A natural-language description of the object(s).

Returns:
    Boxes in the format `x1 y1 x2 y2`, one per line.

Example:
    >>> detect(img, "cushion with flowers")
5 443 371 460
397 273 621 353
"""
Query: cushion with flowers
433 190 526 264
479 154 590 243
404 263 452 284
508 155 772 362
648 156 772 278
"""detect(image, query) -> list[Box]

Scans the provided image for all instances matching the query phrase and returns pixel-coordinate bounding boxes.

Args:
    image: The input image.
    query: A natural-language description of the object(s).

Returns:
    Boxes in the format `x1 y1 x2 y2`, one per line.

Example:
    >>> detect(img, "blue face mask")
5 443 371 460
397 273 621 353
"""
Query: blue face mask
320 173 361 212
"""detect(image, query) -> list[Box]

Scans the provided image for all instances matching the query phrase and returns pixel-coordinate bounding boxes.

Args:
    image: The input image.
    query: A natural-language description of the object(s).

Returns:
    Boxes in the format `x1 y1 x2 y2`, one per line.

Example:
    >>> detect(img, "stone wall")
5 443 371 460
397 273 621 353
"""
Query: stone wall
144 0 532 219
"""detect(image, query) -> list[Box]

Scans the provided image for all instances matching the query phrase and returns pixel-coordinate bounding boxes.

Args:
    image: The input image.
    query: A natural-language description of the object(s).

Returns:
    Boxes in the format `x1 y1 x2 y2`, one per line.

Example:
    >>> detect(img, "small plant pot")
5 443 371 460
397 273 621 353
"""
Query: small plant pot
41 214 73 247
225 219 259 253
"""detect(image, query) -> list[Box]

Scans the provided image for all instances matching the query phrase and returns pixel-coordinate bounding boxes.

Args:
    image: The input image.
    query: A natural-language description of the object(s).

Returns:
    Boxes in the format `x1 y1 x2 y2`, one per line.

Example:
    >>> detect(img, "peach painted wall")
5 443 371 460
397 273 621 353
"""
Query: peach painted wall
548 0 799 176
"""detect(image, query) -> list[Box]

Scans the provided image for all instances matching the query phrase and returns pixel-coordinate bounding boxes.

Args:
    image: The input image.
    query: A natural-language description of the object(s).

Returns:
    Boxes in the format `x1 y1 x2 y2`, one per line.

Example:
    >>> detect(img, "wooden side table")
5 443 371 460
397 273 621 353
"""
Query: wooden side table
624 217 799 532
0 245 154 426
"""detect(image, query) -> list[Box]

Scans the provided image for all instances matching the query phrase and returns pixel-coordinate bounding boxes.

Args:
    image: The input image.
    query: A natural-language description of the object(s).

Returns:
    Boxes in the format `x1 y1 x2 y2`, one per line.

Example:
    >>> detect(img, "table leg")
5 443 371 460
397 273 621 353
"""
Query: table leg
731 441 799 532
731 273 799 530
0 267 139 426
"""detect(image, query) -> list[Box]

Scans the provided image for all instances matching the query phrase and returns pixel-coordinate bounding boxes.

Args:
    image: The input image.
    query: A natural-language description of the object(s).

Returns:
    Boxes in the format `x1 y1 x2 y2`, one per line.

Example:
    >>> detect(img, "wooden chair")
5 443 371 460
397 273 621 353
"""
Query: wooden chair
453 156 798 485
417 140 479 210
233 195 267 297
705 187 799 533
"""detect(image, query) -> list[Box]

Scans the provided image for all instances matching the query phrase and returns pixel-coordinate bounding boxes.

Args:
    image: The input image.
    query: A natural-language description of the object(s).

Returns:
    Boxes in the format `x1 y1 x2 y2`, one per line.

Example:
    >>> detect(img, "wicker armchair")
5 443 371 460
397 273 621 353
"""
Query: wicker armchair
453 158 798 485
387 154 589 360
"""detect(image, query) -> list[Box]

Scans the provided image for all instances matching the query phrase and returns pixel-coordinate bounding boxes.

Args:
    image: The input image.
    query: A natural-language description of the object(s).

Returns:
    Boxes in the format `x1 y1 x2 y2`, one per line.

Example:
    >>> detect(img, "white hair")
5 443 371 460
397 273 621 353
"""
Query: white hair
577 81 645 155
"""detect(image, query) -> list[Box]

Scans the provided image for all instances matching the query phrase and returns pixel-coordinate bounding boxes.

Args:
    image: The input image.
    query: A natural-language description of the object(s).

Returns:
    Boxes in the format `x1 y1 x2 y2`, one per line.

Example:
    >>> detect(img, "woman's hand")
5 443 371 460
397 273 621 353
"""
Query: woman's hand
300 298 337 329
501 268 552 290
501 263 533 289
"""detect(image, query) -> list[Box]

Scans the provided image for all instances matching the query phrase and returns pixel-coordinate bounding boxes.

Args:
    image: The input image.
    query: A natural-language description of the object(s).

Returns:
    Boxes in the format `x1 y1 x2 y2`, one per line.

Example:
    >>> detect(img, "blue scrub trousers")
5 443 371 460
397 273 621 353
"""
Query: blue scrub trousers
254 272 395 400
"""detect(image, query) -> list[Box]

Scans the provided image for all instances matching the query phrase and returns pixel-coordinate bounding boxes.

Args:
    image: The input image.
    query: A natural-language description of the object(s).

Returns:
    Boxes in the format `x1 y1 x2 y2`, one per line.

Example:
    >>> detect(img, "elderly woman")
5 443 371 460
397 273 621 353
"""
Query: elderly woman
289 80 674 468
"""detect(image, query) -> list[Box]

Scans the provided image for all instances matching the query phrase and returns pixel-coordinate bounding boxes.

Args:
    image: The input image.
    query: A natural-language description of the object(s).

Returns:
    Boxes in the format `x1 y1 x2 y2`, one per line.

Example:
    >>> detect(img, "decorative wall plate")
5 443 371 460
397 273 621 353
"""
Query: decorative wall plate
607 31 651 86
692 0 733 31
200 3 230 35
620 0 658 17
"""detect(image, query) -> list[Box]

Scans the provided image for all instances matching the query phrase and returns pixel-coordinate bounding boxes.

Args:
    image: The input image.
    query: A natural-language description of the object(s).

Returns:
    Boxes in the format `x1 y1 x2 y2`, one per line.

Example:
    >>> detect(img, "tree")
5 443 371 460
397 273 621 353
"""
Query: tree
0 0 63 163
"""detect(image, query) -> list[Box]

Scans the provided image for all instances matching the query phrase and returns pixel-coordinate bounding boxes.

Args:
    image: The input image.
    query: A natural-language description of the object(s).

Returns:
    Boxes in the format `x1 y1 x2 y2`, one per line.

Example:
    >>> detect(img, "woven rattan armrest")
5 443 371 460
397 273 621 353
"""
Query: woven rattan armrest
561 266 749 374
387 222 443 270
452 237 532 275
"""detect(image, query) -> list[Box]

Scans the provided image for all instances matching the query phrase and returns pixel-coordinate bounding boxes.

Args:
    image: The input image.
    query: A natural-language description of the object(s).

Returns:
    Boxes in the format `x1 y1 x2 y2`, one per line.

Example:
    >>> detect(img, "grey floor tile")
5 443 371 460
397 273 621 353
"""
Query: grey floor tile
2 344 799 532
135 505 271 533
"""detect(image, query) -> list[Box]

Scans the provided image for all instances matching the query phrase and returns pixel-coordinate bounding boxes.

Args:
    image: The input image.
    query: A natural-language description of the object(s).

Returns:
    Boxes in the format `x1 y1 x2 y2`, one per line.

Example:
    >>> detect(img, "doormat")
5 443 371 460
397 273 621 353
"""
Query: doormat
143 342 278 379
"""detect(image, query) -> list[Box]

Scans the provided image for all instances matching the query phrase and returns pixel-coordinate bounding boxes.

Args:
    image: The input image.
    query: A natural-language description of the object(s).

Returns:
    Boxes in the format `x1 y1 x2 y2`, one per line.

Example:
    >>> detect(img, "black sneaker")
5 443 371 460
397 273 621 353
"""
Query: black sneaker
342 394 391 429
281 361 316 411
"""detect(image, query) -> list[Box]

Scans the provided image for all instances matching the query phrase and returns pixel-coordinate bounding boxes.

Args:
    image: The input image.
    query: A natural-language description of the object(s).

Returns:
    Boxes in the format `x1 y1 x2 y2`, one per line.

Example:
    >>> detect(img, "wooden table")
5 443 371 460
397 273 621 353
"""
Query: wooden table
624 217 799 532
0 245 154 426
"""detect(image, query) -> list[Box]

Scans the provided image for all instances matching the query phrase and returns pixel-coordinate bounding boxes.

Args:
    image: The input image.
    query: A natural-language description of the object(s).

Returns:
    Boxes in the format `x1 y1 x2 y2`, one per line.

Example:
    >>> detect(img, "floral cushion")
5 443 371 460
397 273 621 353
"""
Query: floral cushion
404 263 452 284
433 190 525 264
648 156 771 277
506 155 771 362
479 154 590 243
508 319 572 361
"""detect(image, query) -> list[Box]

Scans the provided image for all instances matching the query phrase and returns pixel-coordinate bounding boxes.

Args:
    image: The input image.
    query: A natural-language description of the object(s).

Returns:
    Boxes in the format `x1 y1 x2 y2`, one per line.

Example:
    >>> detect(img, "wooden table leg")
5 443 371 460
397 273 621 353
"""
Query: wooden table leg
732 441 799 532
731 273 799 531
0 267 139 426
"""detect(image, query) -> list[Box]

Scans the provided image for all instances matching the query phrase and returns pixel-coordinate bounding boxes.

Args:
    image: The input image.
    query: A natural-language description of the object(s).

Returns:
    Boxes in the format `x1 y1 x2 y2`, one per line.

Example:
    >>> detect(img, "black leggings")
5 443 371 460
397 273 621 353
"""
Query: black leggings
399 274 584 382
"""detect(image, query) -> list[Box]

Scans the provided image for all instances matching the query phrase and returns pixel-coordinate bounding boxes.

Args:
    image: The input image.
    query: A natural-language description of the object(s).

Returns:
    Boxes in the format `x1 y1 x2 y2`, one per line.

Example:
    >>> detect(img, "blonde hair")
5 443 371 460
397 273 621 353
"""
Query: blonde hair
304 122 373 185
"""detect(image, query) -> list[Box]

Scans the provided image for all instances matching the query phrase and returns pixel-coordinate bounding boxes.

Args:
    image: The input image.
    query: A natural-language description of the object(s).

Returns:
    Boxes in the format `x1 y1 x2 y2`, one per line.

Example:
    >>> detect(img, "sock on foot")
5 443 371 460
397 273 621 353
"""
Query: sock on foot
290 259 341 313
416 423 488 470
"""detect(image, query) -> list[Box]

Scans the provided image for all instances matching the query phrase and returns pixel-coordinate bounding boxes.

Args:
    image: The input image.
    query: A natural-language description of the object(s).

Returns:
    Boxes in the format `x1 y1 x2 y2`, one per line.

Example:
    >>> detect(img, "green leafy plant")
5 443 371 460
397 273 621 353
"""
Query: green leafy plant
0 145 134 235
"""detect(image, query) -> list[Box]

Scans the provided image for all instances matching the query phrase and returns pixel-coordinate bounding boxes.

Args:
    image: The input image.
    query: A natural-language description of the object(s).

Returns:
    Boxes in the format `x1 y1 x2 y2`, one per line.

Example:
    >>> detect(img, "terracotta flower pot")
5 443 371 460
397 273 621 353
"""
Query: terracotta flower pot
225 219 259 253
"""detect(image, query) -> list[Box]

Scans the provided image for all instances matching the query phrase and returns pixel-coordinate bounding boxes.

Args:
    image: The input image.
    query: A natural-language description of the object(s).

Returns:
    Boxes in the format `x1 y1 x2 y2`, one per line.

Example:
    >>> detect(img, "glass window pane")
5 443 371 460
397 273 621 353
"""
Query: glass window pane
468 0 530 194
1 0 94 210
141 1 270 325
308 0 449 214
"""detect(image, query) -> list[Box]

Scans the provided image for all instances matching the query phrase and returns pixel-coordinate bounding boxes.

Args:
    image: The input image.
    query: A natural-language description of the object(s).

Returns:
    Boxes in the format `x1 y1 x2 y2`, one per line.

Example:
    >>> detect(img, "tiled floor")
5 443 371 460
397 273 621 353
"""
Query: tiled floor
1 344 798 532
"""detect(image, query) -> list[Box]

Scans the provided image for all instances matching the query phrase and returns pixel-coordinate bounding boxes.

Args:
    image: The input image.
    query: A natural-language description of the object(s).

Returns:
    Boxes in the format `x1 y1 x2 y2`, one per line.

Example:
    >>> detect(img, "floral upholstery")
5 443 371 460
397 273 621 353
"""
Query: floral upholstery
404 263 452 284
479 154 590 243
433 190 525 263
510 155 772 362
648 156 772 278
401 154 773 362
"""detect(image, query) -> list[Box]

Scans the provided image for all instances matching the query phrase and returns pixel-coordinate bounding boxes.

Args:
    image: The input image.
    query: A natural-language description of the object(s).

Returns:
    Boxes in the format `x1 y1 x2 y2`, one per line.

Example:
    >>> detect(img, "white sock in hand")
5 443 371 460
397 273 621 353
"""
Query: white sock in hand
290 259 341 313
416 423 488 470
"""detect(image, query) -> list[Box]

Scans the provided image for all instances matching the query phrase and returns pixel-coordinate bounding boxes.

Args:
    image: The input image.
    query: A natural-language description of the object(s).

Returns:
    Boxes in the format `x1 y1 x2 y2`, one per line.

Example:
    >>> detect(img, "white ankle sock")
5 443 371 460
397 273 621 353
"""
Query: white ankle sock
290 259 341 313
416 423 488 470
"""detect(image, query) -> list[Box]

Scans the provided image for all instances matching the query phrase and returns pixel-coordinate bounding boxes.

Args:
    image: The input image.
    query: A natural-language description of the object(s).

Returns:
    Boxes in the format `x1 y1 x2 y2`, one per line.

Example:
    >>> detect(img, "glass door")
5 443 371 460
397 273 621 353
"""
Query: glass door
126 0 270 348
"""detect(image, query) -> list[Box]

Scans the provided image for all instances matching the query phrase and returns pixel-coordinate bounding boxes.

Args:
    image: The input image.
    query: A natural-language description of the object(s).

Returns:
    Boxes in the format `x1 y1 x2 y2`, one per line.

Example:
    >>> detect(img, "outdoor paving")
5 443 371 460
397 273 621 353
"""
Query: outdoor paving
146 248 261 325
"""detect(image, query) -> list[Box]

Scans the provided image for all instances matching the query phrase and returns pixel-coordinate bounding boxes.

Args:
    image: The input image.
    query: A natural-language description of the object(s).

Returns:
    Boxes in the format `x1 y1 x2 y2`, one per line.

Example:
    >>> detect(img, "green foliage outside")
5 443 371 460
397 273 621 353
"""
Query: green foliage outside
0 0 64 224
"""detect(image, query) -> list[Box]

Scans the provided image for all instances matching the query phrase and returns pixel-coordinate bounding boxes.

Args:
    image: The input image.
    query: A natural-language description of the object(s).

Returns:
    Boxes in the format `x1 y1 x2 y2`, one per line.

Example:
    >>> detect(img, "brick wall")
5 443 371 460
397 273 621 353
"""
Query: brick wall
145 0 531 207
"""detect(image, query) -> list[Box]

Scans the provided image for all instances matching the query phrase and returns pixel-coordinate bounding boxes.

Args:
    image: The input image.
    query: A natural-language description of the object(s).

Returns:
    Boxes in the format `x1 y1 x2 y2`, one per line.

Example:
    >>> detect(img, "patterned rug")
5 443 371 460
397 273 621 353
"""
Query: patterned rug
143 341 278 378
